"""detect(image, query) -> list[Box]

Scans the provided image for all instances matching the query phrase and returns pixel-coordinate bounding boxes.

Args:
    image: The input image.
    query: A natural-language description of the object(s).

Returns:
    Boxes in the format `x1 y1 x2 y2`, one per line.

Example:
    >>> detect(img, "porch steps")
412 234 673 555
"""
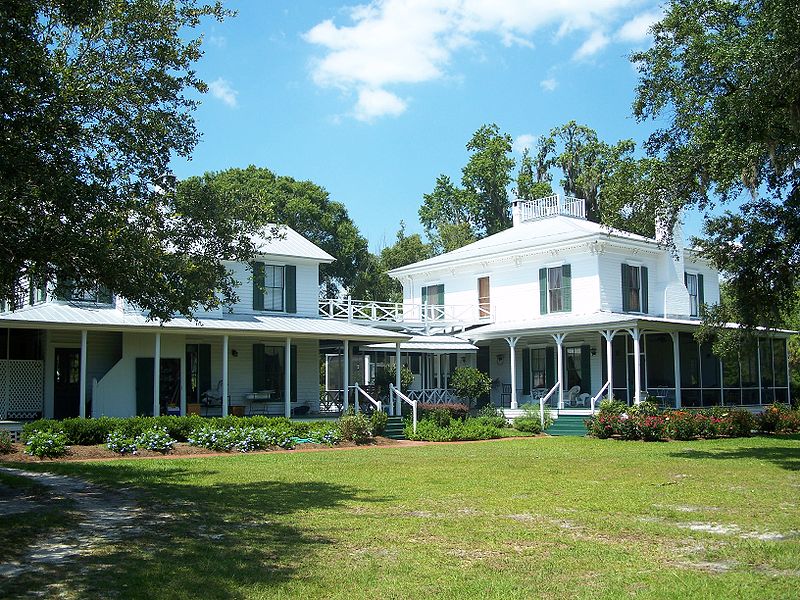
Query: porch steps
545 415 588 437
382 416 406 440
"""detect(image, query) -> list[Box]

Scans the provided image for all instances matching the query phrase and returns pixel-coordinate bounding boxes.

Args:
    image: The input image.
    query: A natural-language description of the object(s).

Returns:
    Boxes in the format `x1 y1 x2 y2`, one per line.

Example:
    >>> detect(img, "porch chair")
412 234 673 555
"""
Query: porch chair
565 385 581 407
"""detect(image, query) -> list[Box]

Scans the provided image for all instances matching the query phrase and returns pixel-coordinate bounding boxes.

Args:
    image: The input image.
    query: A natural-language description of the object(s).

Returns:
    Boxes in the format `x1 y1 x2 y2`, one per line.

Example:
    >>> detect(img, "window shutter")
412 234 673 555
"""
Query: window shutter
436 284 444 305
252 263 265 311
697 274 705 314
199 344 211 396
539 268 547 314
252 344 265 391
640 266 649 314
562 264 571 312
522 348 531 395
285 265 297 313
621 264 630 312
421 286 428 305
545 346 555 389
580 345 591 393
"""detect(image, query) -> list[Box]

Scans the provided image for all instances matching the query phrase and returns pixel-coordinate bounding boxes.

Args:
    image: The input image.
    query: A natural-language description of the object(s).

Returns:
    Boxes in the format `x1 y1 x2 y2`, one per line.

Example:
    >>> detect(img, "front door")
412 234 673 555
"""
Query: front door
54 348 81 419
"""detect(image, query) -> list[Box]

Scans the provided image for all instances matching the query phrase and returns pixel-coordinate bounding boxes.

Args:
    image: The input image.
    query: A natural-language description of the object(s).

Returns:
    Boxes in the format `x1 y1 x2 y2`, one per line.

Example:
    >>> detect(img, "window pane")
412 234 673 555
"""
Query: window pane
759 338 773 387
679 333 700 387
772 338 787 386
645 333 673 387
627 266 641 312
724 389 742 405
686 273 698 316
700 342 720 388
531 348 546 388
741 344 759 387
723 359 739 387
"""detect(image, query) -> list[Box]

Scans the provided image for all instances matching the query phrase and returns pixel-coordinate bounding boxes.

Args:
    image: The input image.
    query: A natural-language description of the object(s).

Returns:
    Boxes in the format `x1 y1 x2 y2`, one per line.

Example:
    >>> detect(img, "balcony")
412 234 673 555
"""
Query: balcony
515 194 586 223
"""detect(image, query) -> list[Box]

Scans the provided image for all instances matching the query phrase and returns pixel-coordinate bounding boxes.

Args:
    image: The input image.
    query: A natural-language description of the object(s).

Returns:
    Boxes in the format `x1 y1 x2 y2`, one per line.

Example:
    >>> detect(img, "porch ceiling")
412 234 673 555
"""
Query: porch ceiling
0 303 411 342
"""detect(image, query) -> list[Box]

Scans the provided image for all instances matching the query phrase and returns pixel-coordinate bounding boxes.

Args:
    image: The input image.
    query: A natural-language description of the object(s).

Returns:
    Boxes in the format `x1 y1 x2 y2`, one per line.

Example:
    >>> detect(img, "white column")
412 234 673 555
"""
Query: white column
670 332 682 408
629 327 642 404
153 331 161 417
395 342 402 416
343 339 350 413
601 330 616 401
222 334 229 417
284 337 291 419
79 330 88 418
505 337 519 409
553 333 566 409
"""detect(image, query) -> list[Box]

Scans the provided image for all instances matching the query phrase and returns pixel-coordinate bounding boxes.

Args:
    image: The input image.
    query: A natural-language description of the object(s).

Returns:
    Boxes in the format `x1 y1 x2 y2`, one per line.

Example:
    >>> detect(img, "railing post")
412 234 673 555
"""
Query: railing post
539 396 545 429
412 400 417 433
347 296 353 323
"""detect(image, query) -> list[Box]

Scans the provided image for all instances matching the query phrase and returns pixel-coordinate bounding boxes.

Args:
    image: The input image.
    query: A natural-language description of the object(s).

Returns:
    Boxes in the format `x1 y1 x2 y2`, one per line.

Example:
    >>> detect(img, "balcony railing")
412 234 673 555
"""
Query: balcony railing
518 194 586 222
319 297 492 328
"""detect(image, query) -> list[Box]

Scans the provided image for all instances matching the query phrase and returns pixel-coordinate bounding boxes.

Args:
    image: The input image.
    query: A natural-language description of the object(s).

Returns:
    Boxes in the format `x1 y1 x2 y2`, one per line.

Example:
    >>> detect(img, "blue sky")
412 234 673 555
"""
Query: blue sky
171 0 711 251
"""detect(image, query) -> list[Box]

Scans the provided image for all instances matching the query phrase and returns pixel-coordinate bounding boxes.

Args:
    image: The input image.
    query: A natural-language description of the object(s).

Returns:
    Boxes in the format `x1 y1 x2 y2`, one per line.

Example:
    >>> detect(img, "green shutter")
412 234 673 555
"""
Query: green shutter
641 266 649 314
252 262 265 311
253 344 265 391
522 348 531 395
539 268 547 314
621 264 630 312
198 344 211 396
135 357 154 416
285 265 297 313
580 345 591 394
697 273 705 313
436 284 444 305
421 286 428 304
562 264 571 312
545 346 555 389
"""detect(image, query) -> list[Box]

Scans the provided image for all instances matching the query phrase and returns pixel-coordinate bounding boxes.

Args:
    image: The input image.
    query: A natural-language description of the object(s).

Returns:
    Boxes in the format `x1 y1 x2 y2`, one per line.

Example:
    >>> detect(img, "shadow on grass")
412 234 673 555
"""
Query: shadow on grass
668 435 800 471
0 461 392 599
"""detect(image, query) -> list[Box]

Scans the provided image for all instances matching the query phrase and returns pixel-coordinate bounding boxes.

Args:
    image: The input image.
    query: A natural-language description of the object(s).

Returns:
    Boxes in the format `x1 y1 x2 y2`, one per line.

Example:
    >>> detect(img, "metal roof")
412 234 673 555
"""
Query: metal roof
0 302 409 341
362 335 477 352
250 225 335 263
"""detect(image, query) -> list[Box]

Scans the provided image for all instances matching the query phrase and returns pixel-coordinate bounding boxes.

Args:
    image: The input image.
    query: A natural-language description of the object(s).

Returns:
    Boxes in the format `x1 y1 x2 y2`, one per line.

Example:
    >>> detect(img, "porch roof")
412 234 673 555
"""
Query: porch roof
361 334 478 352
0 303 410 342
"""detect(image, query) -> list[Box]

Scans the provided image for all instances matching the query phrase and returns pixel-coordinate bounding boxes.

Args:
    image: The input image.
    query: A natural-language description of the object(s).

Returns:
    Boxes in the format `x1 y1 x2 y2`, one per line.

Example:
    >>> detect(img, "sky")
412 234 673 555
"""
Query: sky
172 0 709 252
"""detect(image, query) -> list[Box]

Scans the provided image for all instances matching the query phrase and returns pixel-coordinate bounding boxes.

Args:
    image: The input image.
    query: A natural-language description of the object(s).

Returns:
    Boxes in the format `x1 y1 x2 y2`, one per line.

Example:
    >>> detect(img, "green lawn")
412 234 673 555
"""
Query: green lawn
2 435 799 599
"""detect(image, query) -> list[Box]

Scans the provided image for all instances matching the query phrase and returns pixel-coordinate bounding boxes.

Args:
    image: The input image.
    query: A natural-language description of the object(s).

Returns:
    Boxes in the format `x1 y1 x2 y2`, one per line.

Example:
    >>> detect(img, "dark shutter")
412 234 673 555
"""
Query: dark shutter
252 344 265 391
562 264 572 312
539 268 547 314
135 357 154 416
545 346 555 389
421 285 428 305
285 265 297 313
252 262 265 311
641 266 649 314
522 348 531 395
198 344 211 396
436 284 444 305
580 345 591 393
621 264 630 312
697 273 705 313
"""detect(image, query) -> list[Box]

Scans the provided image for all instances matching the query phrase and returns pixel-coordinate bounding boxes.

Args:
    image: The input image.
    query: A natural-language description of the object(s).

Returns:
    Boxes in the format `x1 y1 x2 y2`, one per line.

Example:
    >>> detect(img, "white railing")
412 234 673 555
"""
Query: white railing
590 381 610 415
539 381 561 429
390 384 417 433
354 383 382 414
519 194 586 223
404 389 461 405
319 297 491 327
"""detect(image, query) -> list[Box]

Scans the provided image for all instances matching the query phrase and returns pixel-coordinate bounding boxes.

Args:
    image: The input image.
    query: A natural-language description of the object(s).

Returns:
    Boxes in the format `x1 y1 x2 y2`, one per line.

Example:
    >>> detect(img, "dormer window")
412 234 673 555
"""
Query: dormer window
621 264 648 313
252 262 296 313
56 280 113 304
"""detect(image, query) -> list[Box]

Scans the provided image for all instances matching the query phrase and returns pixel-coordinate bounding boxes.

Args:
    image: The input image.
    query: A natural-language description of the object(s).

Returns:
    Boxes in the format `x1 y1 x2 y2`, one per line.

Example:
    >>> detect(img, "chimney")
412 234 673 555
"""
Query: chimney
657 209 690 317
511 198 523 227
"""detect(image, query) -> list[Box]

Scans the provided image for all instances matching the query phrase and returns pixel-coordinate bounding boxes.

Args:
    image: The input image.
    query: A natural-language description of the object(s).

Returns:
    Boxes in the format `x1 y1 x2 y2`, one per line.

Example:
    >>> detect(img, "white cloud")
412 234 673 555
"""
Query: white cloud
616 10 662 43
304 0 647 120
354 88 408 121
208 77 238 108
513 133 535 154
573 30 610 60
539 77 558 92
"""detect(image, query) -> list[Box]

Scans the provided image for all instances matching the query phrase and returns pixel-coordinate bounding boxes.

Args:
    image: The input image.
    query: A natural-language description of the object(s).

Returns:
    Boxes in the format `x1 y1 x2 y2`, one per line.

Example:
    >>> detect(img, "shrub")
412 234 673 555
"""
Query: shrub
517 402 553 430
418 402 469 421
585 413 622 439
597 399 628 416
303 424 341 445
370 411 388 436
664 411 700 440
22 419 64 442
406 417 505 442
715 409 755 437
0 431 13 454
135 427 175 453
187 425 295 452
377 363 414 394
106 430 138 454
512 417 542 434
337 413 373 444
475 404 507 429
757 404 800 433
628 400 660 418
637 415 667 441
448 367 492 407
24 430 68 458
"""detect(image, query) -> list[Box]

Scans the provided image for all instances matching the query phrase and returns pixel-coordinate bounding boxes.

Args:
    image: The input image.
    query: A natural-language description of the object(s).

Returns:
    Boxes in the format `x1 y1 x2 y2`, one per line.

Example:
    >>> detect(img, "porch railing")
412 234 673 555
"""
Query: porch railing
519 194 586 222
318 297 492 327
354 383 382 414
539 382 561 429
404 389 461 405
590 381 610 415
390 384 417 433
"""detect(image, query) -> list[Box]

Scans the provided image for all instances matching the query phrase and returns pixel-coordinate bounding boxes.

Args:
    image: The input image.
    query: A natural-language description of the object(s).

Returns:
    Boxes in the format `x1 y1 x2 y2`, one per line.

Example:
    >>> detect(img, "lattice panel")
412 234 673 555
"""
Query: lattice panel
2 360 44 419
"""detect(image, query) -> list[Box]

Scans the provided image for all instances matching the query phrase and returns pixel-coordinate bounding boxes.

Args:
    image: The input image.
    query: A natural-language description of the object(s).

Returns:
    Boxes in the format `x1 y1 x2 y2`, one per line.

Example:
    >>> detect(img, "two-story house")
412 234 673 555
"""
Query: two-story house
388 195 792 414
0 226 408 421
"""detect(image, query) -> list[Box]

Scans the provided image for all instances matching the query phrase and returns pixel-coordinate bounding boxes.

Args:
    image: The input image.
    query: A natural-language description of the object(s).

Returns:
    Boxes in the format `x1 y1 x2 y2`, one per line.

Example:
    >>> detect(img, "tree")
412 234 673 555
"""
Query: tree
0 0 252 321
449 367 492 408
632 0 800 336
366 222 432 302
514 148 553 202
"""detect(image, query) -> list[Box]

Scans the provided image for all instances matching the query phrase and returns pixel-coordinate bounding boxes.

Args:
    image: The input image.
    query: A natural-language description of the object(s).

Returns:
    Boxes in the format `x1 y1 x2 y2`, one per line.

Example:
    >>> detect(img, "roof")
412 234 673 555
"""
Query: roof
362 334 477 352
389 216 654 275
0 303 409 341
250 225 335 263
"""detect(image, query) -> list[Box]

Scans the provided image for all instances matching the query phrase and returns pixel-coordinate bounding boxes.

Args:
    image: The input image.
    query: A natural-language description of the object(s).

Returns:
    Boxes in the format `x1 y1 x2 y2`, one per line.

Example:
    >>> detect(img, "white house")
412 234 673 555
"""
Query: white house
388 195 792 415
0 226 409 421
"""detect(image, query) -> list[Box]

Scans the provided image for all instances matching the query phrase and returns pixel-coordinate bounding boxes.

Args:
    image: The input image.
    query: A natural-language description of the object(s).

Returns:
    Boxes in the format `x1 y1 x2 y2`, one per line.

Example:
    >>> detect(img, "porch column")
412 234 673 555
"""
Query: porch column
628 327 642 405
505 337 519 409
670 332 682 408
394 342 402 416
600 330 616 401
153 331 161 417
79 330 88 418
343 339 350 413
284 337 291 419
222 335 229 417
552 333 566 409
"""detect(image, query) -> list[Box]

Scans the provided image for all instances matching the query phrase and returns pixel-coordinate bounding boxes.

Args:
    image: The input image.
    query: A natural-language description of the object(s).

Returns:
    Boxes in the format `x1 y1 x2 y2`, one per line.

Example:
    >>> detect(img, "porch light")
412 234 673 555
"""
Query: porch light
496 353 504 365
590 347 597 356
231 349 238 358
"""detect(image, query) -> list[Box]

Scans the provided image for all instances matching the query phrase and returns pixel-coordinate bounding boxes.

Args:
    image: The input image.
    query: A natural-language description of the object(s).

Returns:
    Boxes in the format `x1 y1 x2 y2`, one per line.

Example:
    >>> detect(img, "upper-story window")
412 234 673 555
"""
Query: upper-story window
477 277 490 319
56 280 113 304
253 262 296 313
685 272 704 317
539 265 571 314
422 284 444 320
621 264 648 313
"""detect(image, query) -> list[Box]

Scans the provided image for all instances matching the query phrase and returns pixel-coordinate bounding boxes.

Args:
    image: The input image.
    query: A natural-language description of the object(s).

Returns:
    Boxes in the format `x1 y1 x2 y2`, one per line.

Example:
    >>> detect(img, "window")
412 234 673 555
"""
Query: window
422 284 444 320
531 348 547 388
253 263 296 313
56 280 112 304
477 277 490 318
253 344 297 401
621 264 648 313
263 265 284 311
684 272 704 317
539 265 571 314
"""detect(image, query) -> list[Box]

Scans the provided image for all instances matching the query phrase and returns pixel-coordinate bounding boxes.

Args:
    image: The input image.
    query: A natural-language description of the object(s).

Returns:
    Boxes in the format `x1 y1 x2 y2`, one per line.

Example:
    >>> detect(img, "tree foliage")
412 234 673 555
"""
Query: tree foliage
364 222 432 302
0 0 261 320
632 0 800 335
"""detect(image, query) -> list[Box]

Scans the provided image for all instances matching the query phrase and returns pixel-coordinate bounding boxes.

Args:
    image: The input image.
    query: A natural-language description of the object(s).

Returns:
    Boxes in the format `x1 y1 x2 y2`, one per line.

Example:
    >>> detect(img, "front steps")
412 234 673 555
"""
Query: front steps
545 415 588 437
382 416 406 440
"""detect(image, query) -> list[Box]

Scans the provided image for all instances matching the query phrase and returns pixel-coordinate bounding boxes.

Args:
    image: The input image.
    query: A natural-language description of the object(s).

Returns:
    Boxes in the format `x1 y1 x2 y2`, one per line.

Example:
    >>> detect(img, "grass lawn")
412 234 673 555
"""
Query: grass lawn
2 435 799 599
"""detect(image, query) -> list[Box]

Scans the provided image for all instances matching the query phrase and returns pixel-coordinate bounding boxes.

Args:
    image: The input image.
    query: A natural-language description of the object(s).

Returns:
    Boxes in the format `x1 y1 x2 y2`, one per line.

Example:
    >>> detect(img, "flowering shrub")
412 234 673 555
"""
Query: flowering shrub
664 411 700 440
337 413 373 444
0 431 13 454
135 427 175 453
24 430 68 458
585 413 621 439
637 415 667 441
305 425 341 445
106 430 138 454
188 425 295 452
758 404 800 433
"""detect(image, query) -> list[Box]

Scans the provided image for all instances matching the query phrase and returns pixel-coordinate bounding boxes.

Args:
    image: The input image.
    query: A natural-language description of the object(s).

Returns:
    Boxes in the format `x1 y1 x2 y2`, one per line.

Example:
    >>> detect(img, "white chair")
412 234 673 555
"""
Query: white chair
566 385 581 407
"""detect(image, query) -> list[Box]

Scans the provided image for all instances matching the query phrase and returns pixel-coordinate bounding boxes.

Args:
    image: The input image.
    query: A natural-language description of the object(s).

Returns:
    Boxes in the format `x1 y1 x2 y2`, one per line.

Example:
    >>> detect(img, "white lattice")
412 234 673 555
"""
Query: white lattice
1 360 44 419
